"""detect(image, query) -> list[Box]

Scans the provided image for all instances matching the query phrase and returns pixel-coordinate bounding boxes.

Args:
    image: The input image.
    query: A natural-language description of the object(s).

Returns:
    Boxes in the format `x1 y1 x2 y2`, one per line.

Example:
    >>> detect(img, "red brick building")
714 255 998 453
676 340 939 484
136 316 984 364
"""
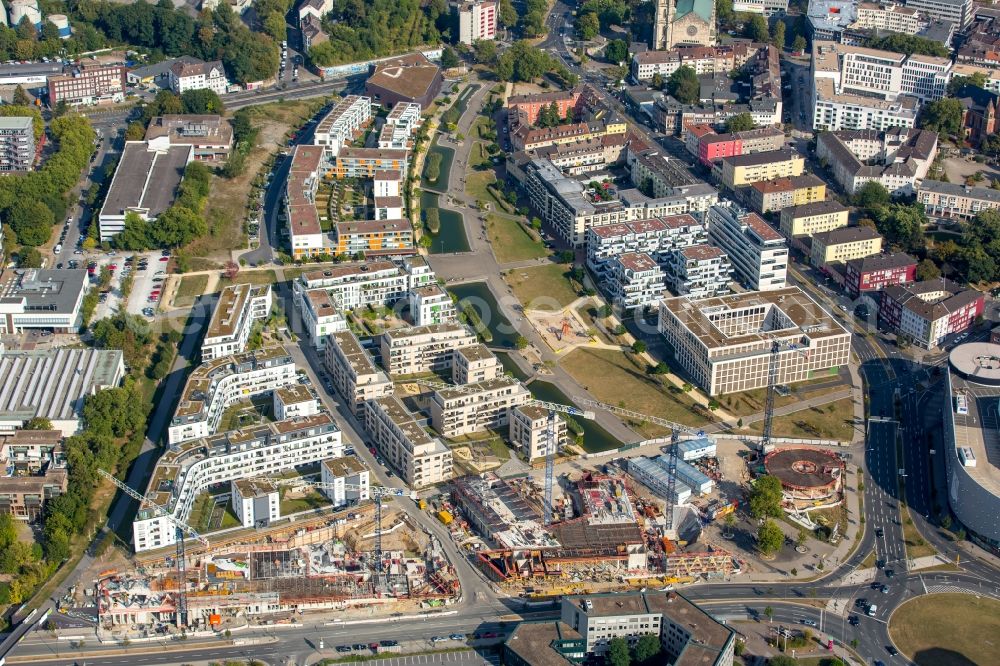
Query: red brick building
507 88 583 129
844 252 917 297
954 85 998 148
879 280 984 349
48 64 126 106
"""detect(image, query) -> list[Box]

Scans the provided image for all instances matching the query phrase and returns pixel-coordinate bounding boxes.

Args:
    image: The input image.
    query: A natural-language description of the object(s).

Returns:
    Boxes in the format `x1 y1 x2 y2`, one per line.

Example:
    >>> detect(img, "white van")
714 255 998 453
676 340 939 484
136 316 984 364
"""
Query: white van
54 244 62 255
867 604 877 617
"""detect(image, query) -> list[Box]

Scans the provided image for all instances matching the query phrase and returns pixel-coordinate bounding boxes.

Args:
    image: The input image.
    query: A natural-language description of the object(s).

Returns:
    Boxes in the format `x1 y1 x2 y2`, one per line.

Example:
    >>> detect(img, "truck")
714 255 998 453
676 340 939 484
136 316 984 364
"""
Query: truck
437 510 453 525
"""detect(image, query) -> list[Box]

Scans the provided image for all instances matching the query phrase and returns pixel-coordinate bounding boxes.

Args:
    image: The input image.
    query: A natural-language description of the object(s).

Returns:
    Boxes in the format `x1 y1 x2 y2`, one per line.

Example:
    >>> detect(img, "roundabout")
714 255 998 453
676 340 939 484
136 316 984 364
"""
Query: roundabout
888 592 1000 666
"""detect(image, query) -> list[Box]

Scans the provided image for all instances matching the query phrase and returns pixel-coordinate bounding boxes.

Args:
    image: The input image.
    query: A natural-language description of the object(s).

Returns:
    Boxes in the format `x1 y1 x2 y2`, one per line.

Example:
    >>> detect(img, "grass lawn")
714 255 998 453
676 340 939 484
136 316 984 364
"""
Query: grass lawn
739 398 855 441
560 348 712 435
506 263 580 310
279 488 330 515
486 214 547 264
468 141 492 169
485 437 511 460
861 550 876 569
218 269 278 290
174 274 209 307
889 593 1000 666
575 303 612 344
719 376 846 417
466 169 496 202
901 506 937 559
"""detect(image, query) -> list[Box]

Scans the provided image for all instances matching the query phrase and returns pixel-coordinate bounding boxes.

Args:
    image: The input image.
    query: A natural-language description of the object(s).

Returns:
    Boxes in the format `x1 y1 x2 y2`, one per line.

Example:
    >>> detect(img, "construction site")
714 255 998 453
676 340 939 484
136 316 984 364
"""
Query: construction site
96 500 460 637
441 471 738 599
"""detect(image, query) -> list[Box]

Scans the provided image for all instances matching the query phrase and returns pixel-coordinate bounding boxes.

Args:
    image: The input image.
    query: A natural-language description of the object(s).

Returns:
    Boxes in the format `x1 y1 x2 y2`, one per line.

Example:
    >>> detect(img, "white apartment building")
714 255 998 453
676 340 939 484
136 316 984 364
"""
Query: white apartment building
586 215 708 278
707 205 788 291
313 95 373 157
231 479 280 529
201 283 272 362
812 78 918 131
905 0 974 29
408 284 457 326
169 59 228 95
168 347 298 446
509 404 568 460
320 456 370 506
379 323 477 376
386 103 422 135
430 376 531 438
458 0 497 45
364 396 453 488
606 252 668 311
852 3 924 34
452 344 503 385
658 287 852 395
664 244 731 299
733 0 788 16
324 330 394 415
134 412 343 551
273 384 319 421
816 128 938 197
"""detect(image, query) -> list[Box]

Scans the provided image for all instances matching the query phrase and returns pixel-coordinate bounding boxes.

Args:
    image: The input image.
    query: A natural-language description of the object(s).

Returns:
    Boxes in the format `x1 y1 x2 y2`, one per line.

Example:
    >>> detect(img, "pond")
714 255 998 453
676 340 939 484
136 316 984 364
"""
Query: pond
448 281 518 349
420 140 455 192
420 190 469 254
526 380 623 454
496 351 530 381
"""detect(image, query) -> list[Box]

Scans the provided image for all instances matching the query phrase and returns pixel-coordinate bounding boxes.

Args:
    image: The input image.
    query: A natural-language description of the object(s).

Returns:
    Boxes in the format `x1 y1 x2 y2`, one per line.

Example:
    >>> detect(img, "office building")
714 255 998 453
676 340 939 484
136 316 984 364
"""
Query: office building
810 226 883 266
844 252 917 297
363 396 453 488
0 268 87 333
917 180 1000 219
379 323 478 376
231 478 280 528
144 115 233 163
134 412 342 551
779 200 850 238
816 128 938 196
0 116 35 171
168 347 297 446
664 244 732 299
201 283 272 361
169 58 228 95
880 280 985 349
430 376 531 438
324 330 393 415
320 455 370 506
718 149 804 189
98 141 194 241
658 287 852 395
747 174 826 214
707 205 788 291
0 347 124 435
509 404 568 461
905 0 974 29
47 63 126 106
0 429 68 521
458 0 497 45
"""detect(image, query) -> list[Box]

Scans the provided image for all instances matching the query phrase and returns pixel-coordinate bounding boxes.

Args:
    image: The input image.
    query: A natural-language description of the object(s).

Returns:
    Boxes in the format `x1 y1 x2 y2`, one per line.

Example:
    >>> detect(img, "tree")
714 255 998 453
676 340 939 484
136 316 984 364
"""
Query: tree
947 71 987 96
124 121 146 141
8 199 54 247
725 113 756 133
651 72 664 90
768 656 798 666
607 637 631 666
749 475 784 518
652 362 669 375
757 519 784 556
772 20 786 49
919 98 964 137
262 10 287 43
498 0 517 27
605 39 628 64
18 247 42 268
181 88 224 114
667 65 700 104
515 335 529 350
764 605 774 622
747 14 769 42
916 258 940 281
576 12 600 40
24 417 53 430
854 181 891 210
866 33 948 58
632 634 661 664
473 38 496 64
631 341 647 354
441 46 460 70
796 527 809 547
12 84 29 106
792 35 807 54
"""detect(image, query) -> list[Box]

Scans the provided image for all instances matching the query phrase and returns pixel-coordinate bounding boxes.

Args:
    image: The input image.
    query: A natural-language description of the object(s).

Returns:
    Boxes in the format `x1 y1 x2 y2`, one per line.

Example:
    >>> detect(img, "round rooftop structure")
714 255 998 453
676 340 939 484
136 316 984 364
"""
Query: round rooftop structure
764 447 843 492
949 342 1000 386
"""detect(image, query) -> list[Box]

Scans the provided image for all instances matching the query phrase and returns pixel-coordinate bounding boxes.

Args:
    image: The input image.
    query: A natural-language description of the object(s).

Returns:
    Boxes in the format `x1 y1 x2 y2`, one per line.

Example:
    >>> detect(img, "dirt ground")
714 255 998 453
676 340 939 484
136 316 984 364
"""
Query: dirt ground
941 156 1000 185
529 307 595 354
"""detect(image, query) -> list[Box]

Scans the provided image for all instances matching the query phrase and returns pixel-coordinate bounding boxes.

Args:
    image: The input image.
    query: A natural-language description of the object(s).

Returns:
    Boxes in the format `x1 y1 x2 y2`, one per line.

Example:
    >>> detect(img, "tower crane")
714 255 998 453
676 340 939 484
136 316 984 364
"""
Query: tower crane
249 476 407 577
575 399 705 533
98 469 208 628
414 379 594 525
762 338 810 452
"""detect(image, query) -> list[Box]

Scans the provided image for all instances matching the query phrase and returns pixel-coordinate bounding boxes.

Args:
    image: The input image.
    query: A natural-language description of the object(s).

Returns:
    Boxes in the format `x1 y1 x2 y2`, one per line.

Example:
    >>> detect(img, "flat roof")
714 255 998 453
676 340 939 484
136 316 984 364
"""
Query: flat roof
0 269 86 314
504 621 582 666
275 384 314 405
367 53 441 101
206 283 267 340
948 373 1000 499
0 116 33 131
145 114 233 146
322 455 368 477
331 330 386 378
0 348 123 422
101 141 191 219
721 148 799 168
233 477 277 497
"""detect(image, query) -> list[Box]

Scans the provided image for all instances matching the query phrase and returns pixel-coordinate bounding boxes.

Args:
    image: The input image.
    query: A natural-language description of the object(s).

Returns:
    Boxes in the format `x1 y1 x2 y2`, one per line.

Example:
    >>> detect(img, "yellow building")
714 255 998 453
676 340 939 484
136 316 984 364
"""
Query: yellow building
810 226 883 266
719 149 804 189
330 148 407 179
333 219 414 256
749 174 827 213
780 200 850 237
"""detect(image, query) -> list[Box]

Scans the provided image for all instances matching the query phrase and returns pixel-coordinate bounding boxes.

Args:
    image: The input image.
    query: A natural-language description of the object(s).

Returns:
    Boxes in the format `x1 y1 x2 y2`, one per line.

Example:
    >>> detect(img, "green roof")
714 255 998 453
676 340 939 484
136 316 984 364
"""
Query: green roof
676 0 714 23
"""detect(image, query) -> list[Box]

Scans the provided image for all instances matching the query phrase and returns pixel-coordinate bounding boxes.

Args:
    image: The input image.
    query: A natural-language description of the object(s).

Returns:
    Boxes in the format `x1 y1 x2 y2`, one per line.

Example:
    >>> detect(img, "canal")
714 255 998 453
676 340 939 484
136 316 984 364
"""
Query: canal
448 281 518 348
420 140 455 192
420 190 470 254
526 380 623 453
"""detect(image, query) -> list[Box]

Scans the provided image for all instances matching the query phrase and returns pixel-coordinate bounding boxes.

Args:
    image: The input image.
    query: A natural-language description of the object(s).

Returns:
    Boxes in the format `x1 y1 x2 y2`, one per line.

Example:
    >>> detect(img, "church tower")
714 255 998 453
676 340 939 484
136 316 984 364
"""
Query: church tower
652 0 717 51
653 0 672 51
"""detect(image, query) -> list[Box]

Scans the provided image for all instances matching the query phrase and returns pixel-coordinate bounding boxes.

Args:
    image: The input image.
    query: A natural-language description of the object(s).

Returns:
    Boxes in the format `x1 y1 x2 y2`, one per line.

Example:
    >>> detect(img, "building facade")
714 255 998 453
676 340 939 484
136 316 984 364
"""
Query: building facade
0 116 35 171
844 252 917 297
458 0 497 45
880 280 985 349
707 205 788 291
324 330 394 415
430 376 531 438
48 64 126 106
664 244 732 299
363 396 453 488
201 283 272 362
779 200 850 238
917 180 1000 220
809 226 883 266
379 323 477 376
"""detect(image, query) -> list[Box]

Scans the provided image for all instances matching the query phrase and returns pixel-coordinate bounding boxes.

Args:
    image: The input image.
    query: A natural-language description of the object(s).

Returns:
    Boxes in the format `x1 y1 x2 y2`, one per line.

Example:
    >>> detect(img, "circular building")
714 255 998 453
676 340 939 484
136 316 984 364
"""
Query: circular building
949 342 1000 386
764 447 845 509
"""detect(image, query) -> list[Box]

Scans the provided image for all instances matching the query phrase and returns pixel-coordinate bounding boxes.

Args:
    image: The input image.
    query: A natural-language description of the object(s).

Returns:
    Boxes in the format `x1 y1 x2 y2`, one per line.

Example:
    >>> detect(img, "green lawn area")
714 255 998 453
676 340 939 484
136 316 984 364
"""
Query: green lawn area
174 274 209 308
901 505 937 559
560 348 712 436
486 214 547 264
468 141 492 169
466 169 496 202
889 593 1000 666
218 269 277 290
739 398 856 441
506 263 579 309
279 488 330 515
188 491 241 533
719 376 846 417
575 303 612 344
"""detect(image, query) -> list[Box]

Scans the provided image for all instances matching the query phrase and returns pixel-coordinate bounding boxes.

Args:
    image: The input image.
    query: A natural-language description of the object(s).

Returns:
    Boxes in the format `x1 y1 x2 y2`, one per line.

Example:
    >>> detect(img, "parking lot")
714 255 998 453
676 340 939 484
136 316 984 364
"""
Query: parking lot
124 250 171 316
